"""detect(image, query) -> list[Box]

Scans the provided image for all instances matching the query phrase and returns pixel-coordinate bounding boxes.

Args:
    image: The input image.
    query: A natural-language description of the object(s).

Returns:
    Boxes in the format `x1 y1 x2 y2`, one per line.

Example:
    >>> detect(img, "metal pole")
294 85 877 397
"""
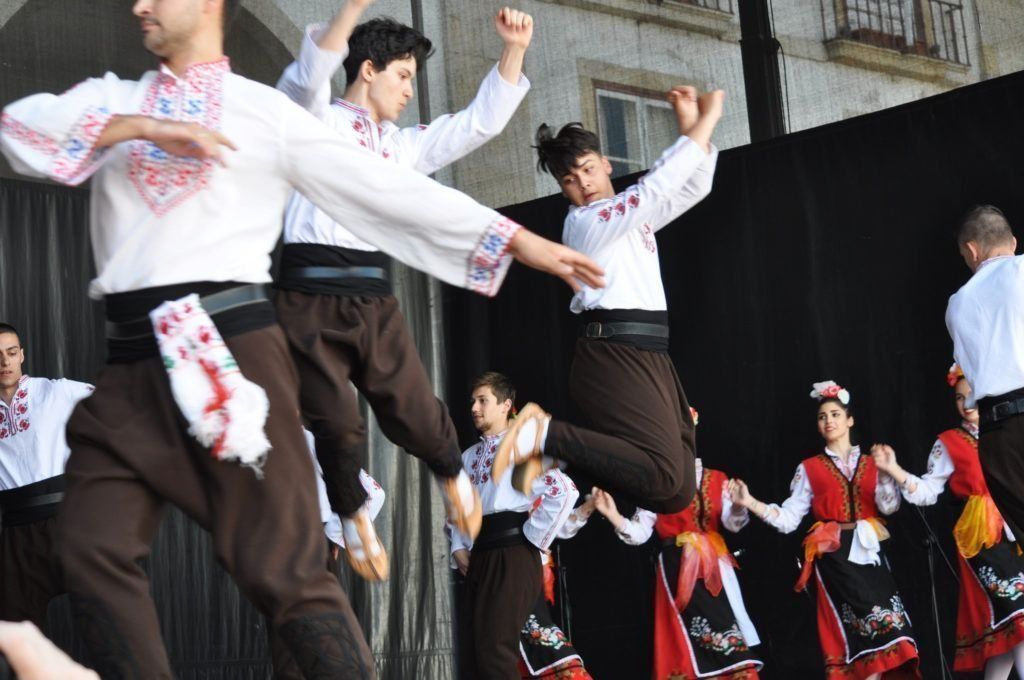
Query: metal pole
738 0 786 142
410 0 432 123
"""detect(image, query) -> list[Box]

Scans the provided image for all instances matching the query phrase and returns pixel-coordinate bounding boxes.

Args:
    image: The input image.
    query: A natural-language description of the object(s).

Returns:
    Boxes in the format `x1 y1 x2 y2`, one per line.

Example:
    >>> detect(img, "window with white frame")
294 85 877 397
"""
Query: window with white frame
596 88 678 178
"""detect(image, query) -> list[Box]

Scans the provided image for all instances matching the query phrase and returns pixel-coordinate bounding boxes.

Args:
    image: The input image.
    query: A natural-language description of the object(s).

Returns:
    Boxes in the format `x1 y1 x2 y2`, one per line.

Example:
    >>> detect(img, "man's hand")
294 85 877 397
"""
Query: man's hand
507 229 605 292
495 7 533 50
592 487 624 529
0 621 99 680
667 86 698 135
145 119 237 166
453 549 471 575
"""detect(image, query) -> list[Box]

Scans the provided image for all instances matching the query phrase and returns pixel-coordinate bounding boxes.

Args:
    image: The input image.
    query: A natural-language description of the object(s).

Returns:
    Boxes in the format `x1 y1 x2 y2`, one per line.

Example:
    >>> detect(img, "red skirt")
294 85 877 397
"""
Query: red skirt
653 550 762 679
812 531 920 679
953 539 1024 671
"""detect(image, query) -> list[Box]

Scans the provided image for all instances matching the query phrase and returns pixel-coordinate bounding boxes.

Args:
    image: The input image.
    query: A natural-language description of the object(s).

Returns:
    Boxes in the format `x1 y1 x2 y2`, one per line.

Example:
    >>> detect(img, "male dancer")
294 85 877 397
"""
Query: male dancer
450 372 578 679
0 324 92 628
275 0 535 579
946 205 1024 539
0 0 601 675
492 87 724 514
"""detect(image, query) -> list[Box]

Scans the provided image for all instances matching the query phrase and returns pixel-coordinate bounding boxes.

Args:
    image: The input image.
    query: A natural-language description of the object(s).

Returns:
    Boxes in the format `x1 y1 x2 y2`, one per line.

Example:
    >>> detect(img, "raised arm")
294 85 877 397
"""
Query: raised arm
276 1 375 118
2 74 133 185
720 478 750 533
591 488 656 545
729 465 811 535
397 8 531 174
873 442 950 507
283 102 604 296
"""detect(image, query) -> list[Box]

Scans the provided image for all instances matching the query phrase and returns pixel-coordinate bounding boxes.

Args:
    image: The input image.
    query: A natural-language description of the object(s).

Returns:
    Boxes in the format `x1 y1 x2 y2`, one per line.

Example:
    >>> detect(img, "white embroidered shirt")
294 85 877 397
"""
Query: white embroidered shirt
278 24 530 252
563 136 718 313
1 59 519 299
0 375 93 490
448 430 579 558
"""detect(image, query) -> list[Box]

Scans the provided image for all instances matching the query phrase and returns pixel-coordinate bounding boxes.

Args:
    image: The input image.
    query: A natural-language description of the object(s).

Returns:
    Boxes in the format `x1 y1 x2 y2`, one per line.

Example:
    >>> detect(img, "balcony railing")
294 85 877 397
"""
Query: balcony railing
820 0 969 65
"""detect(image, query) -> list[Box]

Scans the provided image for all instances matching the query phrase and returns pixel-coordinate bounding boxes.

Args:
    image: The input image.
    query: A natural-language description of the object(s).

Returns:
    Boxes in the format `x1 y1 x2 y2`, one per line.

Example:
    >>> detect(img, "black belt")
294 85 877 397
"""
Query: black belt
474 511 529 552
281 266 389 281
980 397 1024 427
580 321 669 339
105 283 269 340
0 475 66 526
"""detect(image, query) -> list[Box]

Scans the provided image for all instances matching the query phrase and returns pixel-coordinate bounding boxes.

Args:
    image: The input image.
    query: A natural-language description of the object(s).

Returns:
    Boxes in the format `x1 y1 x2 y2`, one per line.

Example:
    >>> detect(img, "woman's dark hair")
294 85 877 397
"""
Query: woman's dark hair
816 397 853 418
343 18 434 87
533 123 602 179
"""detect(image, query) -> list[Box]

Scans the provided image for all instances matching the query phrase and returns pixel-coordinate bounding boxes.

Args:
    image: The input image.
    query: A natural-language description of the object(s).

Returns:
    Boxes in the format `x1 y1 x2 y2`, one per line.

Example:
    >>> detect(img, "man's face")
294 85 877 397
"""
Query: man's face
133 0 205 57
558 152 615 207
470 386 510 434
365 56 417 123
0 333 25 392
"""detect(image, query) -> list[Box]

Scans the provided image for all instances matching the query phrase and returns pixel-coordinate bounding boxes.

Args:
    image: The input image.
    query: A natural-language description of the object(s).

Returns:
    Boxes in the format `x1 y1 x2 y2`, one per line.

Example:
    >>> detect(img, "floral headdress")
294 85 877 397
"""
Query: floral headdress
689 406 699 426
810 380 850 405
946 362 965 388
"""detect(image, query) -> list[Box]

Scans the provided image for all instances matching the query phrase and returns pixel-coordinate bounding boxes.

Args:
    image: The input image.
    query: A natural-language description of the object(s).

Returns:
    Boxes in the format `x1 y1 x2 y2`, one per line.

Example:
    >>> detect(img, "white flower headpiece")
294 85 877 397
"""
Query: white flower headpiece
810 380 850 405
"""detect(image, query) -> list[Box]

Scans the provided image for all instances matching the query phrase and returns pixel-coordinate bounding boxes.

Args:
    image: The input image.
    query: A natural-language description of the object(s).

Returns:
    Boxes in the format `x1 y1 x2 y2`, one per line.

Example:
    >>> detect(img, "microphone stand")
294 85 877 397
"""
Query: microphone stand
912 505 957 680
556 543 574 640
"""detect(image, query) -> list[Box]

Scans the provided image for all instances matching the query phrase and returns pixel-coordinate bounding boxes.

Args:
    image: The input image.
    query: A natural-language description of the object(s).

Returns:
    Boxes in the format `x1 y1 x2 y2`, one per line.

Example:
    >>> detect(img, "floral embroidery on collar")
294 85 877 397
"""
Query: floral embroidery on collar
0 375 31 440
469 434 503 485
962 420 979 439
332 99 398 159
129 58 231 216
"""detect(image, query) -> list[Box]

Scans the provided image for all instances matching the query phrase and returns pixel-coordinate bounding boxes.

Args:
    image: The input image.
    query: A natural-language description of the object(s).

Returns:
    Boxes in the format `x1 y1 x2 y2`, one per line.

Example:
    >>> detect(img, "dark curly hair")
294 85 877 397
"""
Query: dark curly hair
343 18 434 87
533 122 602 179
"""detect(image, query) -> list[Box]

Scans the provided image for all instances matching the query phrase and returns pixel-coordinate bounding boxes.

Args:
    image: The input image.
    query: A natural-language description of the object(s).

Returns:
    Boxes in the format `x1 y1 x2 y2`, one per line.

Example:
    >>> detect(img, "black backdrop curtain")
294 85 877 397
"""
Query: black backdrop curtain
443 70 1024 678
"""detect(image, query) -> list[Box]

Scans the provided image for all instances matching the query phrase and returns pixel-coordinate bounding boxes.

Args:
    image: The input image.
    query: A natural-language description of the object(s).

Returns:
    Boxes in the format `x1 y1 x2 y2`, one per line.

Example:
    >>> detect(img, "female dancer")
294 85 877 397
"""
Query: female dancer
730 381 920 679
873 365 1024 678
592 408 763 679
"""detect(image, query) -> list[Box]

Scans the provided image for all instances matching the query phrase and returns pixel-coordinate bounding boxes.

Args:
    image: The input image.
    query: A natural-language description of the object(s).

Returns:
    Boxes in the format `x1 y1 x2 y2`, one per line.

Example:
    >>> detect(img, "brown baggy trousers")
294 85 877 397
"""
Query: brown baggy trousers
546 339 697 514
275 291 462 515
0 517 62 627
56 325 375 679
980 413 1024 542
458 542 542 680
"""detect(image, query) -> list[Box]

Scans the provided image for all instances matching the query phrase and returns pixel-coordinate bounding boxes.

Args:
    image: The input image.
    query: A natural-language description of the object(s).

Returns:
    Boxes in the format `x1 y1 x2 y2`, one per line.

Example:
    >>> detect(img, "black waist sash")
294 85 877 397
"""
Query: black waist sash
578 309 670 353
0 474 65 527
104 281 276 364
277 244 393 297
979 387 1024 427
474 511 529 552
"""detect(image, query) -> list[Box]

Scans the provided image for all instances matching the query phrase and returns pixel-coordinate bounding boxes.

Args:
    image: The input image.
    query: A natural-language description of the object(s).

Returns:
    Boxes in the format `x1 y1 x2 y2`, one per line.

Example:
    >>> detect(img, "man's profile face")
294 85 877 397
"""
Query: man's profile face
470 386 510 434
0 333 25 392
134 0 204 57
558 152 615 208
365 56 417 123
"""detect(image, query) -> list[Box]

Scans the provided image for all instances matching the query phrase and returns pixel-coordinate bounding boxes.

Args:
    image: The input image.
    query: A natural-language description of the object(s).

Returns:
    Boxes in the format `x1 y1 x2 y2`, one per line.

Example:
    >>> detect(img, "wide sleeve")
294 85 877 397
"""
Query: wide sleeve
1 73 129 185
562 137 716 256
523 470 579 551
280 101 521 296
275 23 346 121
558 498 594 539
901 439 953 506
761 463 812 534
59 379 95 403
395 64 530 175
615 509 657 546
720 478 750 534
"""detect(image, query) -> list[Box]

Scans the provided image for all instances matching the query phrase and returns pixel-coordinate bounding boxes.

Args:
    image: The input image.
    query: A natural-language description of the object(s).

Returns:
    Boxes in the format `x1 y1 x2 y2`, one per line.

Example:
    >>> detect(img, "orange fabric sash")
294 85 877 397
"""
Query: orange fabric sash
673 530 736 611
954 494 1003 559
794 518 888 592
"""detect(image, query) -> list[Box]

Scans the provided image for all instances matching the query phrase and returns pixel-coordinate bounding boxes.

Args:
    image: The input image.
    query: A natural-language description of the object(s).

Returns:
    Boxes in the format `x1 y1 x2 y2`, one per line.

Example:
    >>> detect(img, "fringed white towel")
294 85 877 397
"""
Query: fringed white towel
150 294 270 473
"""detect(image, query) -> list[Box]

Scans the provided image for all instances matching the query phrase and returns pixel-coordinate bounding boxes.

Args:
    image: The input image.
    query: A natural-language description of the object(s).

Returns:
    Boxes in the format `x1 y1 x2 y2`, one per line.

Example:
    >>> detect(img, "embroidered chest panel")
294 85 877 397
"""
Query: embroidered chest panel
0 380 31 440
469 439 498 485
333 101 398 162
129 63 227 216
